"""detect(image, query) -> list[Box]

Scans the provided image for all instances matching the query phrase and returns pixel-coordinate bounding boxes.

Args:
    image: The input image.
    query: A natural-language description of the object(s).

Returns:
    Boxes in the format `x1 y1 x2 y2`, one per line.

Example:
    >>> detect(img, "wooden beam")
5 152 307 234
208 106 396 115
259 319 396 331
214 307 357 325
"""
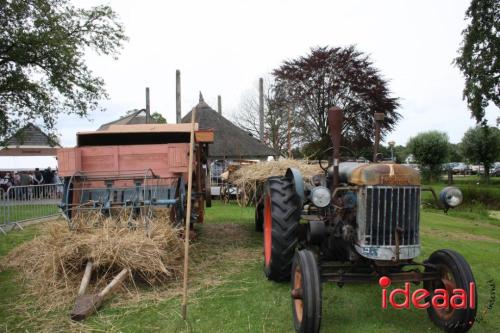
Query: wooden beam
181 104 196 319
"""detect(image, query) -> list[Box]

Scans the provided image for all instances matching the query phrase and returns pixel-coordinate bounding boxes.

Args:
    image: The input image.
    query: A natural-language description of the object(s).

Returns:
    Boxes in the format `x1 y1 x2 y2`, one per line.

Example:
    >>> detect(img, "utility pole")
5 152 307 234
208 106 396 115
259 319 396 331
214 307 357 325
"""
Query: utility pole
373 113 385 162
145 87 150 124
258 78 264 142
176 70 181 123
388 140 395 161
287 105 292 158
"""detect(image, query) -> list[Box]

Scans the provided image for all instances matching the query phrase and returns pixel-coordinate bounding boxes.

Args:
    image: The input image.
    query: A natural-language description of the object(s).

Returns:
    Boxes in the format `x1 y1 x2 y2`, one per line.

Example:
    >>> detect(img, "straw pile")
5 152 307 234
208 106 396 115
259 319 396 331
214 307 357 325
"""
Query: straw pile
2 208 183 308
230 159 322 204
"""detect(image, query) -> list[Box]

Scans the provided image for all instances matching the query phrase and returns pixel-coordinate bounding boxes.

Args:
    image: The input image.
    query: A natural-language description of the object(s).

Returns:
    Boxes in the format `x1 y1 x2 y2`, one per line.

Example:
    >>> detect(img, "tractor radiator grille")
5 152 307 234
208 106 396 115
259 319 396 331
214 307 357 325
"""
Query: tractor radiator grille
363 186 420 246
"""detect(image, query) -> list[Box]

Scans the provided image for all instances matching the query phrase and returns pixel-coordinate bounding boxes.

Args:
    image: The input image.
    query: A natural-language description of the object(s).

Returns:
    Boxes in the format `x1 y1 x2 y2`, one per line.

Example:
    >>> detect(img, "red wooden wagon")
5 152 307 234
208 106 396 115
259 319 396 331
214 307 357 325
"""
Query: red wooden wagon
57 123 213 226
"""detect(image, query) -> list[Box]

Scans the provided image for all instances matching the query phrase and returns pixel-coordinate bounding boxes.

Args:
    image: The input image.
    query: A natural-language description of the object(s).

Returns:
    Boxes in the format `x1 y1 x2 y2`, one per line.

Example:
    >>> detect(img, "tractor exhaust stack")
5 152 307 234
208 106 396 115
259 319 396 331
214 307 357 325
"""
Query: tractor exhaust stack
328 107 343 190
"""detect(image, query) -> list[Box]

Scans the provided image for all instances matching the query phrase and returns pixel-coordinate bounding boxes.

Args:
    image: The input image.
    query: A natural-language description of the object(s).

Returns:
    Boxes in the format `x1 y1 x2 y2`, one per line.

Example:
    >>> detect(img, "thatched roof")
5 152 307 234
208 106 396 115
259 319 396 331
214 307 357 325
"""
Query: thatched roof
97 109 149 131
182 93 276 159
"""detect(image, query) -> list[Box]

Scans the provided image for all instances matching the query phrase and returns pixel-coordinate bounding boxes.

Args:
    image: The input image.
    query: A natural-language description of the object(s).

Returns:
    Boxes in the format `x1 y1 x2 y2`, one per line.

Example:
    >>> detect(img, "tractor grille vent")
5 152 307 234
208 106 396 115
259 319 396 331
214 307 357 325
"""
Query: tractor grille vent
363 186 420 246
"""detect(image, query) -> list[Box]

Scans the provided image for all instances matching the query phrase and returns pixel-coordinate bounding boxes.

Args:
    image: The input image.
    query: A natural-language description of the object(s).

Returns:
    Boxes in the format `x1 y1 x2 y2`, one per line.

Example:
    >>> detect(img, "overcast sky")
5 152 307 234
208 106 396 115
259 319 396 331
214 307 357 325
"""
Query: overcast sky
55 0 498 148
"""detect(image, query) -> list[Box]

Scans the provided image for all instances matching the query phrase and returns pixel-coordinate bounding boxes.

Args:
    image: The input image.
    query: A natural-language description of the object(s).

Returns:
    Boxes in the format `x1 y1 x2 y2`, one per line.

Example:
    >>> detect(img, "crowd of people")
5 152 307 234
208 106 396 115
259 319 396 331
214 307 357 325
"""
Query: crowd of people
0 167 61 195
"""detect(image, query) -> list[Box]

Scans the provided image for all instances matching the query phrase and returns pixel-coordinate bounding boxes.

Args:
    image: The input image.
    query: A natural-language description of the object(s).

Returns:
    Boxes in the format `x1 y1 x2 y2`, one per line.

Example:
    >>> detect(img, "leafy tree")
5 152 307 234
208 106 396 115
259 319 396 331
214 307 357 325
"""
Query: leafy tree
233 78 298 156
272 46 401 159
454 0 499 124
460 126 500 180
151 112 166 124
0 0 127 141
407 131 450 181
448 143 463 162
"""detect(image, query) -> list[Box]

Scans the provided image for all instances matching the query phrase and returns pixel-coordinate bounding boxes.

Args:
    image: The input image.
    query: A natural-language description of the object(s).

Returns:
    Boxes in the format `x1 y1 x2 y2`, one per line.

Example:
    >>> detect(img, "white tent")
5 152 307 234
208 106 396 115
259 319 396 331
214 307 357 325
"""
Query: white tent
0 156 57 171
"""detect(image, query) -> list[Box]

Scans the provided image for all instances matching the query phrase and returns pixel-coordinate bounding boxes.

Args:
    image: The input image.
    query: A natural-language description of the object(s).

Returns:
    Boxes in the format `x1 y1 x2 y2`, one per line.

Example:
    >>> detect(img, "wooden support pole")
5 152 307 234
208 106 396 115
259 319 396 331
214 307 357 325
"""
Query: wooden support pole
181 105 196 320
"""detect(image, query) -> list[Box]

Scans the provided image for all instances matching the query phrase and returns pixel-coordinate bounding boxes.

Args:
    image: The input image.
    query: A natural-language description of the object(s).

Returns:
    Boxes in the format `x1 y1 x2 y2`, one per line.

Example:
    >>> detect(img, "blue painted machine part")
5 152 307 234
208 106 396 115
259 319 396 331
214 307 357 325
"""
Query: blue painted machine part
285 168 305 206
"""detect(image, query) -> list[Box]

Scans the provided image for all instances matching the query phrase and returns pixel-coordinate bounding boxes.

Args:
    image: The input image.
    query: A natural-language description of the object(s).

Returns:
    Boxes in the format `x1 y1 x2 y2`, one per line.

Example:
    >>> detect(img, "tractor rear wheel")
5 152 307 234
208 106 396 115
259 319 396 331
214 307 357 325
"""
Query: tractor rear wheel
291 250 322 333
263 176 301 281
424 249 477 333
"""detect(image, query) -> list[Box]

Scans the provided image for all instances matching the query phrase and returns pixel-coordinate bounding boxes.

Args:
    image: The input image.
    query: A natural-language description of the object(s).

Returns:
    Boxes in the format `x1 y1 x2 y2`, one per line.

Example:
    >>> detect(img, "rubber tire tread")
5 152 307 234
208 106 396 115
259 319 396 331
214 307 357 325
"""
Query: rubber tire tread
255 197 264 232
292 250 322 333
264 176 301 281
424 249 477 333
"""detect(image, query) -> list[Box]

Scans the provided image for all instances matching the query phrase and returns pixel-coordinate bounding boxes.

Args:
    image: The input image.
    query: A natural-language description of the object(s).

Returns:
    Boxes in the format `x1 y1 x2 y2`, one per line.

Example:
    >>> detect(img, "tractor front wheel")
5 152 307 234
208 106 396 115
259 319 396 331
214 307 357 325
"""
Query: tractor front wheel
424 249 477 333
291 250 322 333
263 176 301 281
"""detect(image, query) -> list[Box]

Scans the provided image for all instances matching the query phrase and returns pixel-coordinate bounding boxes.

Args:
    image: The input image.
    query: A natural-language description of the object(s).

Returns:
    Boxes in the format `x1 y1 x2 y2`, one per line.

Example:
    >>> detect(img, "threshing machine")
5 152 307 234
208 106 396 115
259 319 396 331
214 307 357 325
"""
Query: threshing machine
57 123 213 227
256 108 476 333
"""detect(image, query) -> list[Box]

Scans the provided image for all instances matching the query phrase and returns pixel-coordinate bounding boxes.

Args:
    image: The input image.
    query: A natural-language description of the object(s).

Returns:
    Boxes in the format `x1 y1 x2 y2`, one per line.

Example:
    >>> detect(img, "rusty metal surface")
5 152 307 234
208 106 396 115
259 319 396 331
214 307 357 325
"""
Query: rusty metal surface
348 163 420 186
70 294 102 321
327 107 343 189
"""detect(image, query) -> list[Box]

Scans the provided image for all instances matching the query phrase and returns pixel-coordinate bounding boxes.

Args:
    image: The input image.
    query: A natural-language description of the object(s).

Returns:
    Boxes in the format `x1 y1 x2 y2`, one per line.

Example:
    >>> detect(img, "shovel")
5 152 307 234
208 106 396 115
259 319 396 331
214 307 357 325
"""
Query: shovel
71 261 128 321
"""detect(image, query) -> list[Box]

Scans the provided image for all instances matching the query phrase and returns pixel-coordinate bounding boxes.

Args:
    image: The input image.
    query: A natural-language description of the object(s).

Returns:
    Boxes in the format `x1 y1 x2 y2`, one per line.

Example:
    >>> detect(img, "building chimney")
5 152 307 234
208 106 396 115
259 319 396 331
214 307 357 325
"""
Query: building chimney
145 87 150 124
176 70 181 123
217 95 222 115
258 78 264 142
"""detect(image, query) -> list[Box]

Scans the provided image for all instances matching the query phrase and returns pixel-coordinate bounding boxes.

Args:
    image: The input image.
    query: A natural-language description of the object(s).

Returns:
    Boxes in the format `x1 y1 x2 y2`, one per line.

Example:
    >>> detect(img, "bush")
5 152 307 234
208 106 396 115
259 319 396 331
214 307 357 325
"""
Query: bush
407 131 449 182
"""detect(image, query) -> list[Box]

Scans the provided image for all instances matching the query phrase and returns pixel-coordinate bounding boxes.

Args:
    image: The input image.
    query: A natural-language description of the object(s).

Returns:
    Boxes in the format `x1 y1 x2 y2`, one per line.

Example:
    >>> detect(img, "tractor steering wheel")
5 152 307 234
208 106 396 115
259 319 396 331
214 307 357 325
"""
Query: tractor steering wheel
317 147 333 172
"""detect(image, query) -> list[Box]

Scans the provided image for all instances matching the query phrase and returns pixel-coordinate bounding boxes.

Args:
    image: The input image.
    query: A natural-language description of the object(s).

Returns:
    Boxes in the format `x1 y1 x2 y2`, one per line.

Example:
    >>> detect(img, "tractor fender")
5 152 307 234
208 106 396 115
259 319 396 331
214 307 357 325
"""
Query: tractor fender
285 168 305 206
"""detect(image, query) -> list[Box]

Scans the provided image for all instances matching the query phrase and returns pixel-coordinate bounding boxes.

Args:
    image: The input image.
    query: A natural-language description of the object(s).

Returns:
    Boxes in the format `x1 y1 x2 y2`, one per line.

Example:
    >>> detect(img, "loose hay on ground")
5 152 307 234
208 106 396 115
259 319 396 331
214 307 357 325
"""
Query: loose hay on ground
2 209 184 310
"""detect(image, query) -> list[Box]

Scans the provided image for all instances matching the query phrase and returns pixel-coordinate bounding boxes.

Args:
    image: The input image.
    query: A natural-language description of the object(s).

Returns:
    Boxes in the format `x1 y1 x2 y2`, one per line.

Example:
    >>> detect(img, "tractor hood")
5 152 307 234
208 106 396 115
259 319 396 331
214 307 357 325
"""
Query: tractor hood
336 162 420 186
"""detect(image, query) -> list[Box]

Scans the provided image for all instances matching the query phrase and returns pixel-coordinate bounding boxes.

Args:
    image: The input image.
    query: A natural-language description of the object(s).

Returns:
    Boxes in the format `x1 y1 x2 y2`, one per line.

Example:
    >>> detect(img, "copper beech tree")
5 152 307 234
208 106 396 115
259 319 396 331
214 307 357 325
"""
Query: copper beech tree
272 46 401 159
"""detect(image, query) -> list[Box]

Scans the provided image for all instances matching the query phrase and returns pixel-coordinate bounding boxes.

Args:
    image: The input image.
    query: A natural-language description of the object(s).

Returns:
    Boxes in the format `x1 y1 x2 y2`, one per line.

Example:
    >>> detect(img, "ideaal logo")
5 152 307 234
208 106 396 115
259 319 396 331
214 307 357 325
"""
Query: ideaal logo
379 276 475 310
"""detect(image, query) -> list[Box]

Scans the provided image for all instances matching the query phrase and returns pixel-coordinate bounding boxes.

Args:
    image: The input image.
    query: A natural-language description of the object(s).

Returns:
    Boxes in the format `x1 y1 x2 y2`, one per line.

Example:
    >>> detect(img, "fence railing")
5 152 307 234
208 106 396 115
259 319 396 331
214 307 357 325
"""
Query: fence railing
0 184 63 234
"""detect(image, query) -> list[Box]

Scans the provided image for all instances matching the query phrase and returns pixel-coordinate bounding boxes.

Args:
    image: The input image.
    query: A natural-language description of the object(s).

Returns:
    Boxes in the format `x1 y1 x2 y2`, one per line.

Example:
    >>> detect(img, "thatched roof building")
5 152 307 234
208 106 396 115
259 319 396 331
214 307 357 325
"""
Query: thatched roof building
97 109 149 131
0 123 61 156
182 94 275 159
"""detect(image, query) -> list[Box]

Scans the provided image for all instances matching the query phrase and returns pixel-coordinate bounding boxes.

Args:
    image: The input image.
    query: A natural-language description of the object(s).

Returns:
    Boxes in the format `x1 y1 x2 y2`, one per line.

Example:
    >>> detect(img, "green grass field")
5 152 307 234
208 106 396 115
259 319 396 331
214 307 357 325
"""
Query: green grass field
0 201 499 332
1 204 59 224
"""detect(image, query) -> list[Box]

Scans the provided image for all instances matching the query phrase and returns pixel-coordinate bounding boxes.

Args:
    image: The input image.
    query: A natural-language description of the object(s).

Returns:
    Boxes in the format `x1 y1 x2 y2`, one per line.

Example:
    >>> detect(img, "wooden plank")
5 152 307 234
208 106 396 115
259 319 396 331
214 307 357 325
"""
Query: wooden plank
77 261 93 296
195 130 214 143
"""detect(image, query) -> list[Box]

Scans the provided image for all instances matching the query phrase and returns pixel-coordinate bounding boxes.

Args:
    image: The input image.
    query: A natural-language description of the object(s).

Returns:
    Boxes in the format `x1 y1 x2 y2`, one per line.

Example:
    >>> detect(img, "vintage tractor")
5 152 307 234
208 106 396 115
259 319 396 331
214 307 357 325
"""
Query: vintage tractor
256 108 476 333
57 123 213 228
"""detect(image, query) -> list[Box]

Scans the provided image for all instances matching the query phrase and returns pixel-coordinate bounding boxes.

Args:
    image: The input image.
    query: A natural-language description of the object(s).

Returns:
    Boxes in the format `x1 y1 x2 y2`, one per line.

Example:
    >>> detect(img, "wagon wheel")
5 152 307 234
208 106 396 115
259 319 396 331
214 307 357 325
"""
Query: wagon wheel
170 176 186 227
424 249 477 332
291 250 322 333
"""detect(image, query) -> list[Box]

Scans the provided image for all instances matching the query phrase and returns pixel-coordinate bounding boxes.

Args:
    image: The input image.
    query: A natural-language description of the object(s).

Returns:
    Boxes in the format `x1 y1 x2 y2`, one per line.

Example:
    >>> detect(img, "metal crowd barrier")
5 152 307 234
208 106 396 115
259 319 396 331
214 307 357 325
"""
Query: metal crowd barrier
0 184 63 234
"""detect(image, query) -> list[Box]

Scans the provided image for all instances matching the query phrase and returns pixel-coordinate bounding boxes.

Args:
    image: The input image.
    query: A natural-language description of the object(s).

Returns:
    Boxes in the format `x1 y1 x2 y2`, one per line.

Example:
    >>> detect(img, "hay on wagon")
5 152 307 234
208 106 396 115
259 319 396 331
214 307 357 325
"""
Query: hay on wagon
229 159 322 204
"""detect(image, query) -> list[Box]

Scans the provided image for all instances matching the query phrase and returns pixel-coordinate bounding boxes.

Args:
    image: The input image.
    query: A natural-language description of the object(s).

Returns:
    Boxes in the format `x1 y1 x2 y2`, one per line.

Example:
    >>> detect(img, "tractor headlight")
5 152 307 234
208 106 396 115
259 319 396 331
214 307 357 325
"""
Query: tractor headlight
311 186 331 208
439 186 463 208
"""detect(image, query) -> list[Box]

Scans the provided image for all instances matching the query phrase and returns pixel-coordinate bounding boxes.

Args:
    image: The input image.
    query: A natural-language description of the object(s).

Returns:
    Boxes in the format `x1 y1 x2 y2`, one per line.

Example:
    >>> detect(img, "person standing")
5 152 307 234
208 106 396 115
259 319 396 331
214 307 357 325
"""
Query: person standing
19 172 32 200
33 168 43 198
33 168 43 185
